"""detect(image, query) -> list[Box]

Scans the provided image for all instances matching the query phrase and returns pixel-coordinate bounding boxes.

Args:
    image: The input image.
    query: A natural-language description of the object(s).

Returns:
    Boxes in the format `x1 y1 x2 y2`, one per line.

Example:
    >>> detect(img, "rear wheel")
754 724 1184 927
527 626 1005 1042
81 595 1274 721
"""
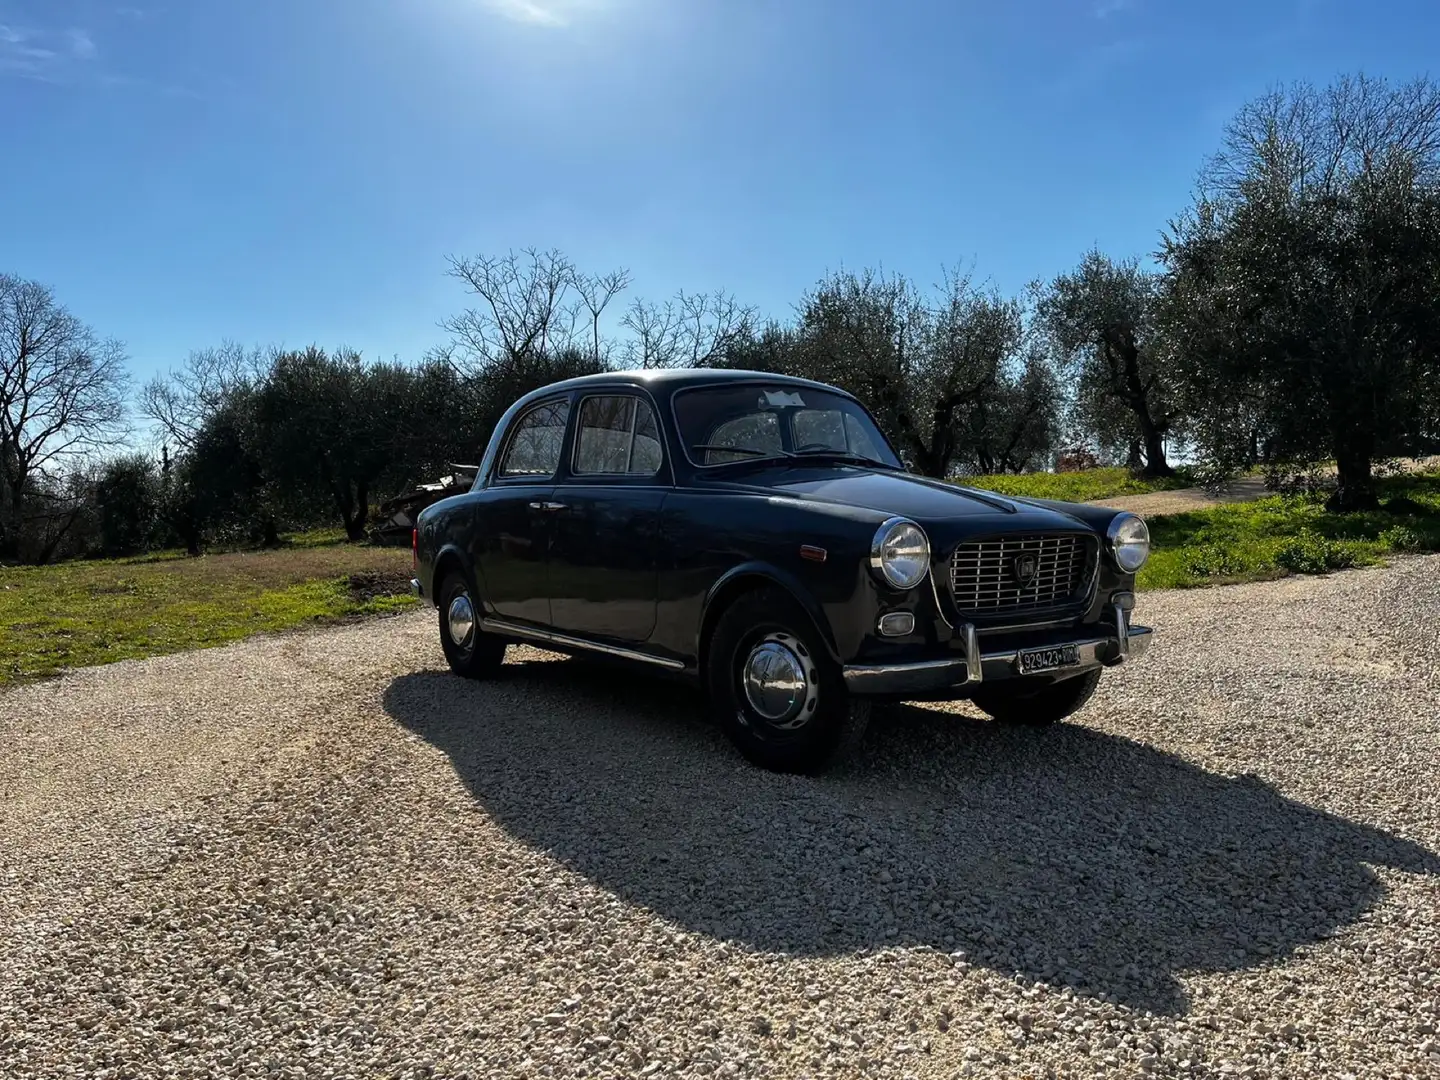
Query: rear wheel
706 588 869 774
970 668 1102 726
437 571 507 679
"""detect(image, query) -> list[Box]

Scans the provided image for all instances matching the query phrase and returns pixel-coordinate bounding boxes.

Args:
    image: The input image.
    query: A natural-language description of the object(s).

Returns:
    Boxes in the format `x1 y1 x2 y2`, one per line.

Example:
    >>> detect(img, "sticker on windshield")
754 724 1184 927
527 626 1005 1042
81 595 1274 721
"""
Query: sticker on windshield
759 390 806 408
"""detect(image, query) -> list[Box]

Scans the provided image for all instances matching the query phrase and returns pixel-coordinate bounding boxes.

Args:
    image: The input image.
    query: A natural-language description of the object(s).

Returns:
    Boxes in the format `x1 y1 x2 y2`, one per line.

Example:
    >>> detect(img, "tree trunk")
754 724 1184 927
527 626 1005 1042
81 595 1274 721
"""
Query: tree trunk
1125 440 1144 472
344 481 369 542
261 516 280 547
1329 443 1379 512
1140 427 1174 479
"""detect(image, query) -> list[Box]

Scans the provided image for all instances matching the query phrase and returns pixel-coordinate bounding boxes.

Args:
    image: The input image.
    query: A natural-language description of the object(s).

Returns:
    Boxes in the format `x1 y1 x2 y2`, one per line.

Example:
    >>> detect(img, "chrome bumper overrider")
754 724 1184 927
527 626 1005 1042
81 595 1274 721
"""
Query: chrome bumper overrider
410 577 423 600
843 608 1152 697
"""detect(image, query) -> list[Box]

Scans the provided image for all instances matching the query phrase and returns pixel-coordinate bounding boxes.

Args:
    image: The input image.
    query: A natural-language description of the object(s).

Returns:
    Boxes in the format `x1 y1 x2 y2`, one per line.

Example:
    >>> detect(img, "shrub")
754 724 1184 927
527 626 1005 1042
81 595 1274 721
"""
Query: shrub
1378 525 1424 552
1180 543 1245 578
95 454 164 557
1275 531 1358 574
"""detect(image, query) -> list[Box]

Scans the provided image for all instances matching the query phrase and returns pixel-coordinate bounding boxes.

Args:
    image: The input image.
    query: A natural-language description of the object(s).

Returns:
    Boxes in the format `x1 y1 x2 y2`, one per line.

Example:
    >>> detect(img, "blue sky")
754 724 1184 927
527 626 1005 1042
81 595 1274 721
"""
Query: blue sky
1 0 1436 383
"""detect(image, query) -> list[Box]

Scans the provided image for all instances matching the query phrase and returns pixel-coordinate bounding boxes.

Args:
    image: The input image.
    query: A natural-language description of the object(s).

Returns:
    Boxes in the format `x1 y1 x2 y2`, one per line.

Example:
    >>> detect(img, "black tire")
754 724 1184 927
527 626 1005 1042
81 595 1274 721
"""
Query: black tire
705 588 869 775
437 570 507 680
970 667 1102 726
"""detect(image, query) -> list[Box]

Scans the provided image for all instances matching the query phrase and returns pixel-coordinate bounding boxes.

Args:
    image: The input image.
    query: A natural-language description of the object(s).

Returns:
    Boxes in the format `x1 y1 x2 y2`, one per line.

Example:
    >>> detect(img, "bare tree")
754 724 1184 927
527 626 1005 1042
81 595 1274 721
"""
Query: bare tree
0 274 129 557
442 248 582 368
139 340 271 450
1203 73 1440 199
619 289 757 369
571 268 631 364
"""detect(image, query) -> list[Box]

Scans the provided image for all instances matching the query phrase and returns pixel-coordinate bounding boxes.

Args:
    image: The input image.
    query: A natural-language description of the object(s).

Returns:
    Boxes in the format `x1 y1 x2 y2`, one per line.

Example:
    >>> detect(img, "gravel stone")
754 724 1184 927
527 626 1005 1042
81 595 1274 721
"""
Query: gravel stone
1 555 1438 1079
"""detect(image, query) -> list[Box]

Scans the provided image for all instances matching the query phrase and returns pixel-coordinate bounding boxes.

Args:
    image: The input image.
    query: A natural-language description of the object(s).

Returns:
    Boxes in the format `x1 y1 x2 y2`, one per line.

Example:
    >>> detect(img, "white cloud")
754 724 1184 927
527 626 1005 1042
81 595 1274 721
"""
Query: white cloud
0 23 59 76
68 28 97 59
0 21 101 81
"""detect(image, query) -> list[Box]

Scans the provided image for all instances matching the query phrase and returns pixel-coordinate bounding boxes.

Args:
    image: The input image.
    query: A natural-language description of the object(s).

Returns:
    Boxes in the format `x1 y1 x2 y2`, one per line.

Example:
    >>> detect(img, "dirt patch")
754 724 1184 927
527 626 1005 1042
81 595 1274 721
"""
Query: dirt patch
346 568 413 603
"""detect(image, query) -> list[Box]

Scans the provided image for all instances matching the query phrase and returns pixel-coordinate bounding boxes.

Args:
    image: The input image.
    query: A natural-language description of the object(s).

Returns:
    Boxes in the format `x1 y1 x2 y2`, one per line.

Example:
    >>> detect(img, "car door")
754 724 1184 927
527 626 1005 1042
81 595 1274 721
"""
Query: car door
474 395 570 630
546 392 668 645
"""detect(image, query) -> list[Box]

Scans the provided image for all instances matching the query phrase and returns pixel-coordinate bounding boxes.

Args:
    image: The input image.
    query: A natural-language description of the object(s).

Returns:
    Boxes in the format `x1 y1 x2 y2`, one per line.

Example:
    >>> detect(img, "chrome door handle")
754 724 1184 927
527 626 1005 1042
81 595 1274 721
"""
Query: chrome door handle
528 501 545 510
528 501 566 512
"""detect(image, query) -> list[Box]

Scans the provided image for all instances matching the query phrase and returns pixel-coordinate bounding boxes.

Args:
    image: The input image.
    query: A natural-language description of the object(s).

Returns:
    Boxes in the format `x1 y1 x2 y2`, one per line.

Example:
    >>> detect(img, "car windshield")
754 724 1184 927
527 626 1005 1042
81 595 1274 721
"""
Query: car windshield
674 383 903 468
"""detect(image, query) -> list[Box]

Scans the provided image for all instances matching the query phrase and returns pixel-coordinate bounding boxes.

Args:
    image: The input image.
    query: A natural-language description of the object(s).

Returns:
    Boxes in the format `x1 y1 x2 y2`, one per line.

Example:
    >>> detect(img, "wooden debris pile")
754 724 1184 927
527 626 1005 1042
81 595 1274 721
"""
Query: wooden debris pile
370 464 479 544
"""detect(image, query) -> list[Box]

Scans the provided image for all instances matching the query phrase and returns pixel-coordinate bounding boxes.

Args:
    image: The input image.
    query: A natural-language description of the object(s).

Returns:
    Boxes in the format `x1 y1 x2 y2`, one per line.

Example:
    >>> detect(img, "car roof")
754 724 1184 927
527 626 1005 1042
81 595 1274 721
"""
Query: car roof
523 367 854 400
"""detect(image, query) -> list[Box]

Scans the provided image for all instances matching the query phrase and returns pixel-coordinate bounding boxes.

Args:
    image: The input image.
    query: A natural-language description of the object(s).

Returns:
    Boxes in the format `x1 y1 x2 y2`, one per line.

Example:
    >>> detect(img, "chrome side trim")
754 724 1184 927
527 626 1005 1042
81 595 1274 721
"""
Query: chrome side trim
479 617 686 671
1114 603 1131 662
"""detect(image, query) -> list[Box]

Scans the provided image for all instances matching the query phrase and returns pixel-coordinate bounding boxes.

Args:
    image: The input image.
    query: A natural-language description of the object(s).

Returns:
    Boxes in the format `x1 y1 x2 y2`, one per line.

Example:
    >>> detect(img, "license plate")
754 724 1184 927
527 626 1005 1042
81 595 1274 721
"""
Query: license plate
1017 644 1080 675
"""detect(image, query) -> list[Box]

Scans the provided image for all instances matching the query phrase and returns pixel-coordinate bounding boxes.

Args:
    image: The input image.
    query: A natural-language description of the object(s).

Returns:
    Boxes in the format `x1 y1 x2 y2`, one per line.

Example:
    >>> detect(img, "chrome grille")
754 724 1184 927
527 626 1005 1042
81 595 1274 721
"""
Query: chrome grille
948 534 1093 616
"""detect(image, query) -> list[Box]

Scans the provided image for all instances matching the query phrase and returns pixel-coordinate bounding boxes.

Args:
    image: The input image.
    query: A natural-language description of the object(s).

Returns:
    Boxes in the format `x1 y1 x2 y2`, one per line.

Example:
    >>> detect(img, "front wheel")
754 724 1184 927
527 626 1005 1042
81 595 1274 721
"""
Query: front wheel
706 588 869 775
437 571 507 679
970 668 1102 726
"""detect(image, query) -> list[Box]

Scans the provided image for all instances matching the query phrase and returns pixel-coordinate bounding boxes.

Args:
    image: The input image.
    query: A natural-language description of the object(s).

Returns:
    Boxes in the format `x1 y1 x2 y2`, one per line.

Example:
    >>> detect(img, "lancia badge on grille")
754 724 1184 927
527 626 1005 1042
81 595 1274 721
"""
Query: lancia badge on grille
1012 552 1038 587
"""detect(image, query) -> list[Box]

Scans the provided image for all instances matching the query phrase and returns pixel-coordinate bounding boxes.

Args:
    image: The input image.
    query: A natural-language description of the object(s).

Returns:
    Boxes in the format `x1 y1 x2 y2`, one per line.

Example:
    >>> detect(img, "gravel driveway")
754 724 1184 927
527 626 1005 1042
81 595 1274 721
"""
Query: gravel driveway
2 558 1438 1080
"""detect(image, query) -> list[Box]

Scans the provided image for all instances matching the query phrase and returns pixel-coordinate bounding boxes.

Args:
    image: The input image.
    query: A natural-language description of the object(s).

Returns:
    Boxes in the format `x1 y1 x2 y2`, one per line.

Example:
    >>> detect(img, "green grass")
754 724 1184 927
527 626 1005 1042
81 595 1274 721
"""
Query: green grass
0 540 416 686
958 466 1195 503
1137 471 1440 590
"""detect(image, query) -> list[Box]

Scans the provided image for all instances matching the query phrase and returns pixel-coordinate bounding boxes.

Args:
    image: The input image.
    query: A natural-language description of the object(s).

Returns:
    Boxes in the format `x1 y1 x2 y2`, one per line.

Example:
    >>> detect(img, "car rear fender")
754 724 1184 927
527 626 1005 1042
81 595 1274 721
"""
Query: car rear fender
427 543 485 611
697 561 842 671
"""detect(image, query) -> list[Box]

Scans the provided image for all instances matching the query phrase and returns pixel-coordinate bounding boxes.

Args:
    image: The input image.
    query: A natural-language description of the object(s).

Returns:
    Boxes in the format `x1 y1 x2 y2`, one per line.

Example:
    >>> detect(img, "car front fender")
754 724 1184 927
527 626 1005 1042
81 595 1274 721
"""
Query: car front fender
697 560 843 669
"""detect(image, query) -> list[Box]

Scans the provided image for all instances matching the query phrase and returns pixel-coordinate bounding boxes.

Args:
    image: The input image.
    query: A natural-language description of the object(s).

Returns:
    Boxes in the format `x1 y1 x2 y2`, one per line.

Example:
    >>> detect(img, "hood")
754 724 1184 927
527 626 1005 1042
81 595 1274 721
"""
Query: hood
703 465 1091 532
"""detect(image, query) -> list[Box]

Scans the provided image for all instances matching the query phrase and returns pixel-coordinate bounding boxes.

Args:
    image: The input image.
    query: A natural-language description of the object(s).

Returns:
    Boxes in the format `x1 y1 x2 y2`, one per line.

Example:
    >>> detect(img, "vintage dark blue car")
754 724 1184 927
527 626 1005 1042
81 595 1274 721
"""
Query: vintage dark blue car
411 368 1152 773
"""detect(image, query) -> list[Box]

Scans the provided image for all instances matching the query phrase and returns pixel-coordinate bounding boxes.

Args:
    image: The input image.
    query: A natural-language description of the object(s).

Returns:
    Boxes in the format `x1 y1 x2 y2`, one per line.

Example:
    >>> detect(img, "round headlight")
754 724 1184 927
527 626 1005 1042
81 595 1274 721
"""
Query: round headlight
869 518 931 590
1107 513 1151 573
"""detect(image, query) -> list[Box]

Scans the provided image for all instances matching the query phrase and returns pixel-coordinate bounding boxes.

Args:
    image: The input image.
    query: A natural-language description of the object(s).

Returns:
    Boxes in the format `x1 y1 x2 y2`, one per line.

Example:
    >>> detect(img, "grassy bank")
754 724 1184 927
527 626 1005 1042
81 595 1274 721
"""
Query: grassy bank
1138 471 1440 589
0 541 415 686
959 466 1194 503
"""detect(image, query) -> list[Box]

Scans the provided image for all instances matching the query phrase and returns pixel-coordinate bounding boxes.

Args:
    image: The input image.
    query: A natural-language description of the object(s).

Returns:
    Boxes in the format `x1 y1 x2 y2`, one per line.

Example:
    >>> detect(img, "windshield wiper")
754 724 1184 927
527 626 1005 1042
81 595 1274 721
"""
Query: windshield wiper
691 444 794 459
790 449 902 470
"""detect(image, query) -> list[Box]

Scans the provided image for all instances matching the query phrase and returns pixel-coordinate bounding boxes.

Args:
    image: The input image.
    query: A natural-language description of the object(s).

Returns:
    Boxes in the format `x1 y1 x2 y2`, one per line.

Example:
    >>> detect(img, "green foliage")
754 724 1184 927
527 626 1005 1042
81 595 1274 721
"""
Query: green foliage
1138 471 1440 589
1274 531 1359 574
0 541 415 684
960 466 1191 502
1180 543 1246 578
94 453 165 556
1378 524 1424 551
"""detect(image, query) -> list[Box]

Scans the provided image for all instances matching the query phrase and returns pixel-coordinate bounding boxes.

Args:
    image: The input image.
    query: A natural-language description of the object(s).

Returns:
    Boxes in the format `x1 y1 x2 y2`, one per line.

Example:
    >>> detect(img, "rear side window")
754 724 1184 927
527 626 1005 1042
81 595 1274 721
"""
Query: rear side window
573 395 664 476
499 399 569 478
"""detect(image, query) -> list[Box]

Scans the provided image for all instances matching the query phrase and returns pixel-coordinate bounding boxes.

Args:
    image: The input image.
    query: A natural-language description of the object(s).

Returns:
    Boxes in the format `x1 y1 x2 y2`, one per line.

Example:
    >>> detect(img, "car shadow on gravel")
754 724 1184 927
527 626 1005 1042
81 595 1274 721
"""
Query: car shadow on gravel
382 657 1440 1016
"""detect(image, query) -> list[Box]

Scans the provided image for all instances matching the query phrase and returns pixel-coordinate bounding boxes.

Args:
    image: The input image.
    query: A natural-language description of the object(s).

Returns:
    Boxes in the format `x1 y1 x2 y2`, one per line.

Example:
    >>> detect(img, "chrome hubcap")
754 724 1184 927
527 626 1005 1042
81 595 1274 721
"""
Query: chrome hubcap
447 593 475 647
741 633 817 729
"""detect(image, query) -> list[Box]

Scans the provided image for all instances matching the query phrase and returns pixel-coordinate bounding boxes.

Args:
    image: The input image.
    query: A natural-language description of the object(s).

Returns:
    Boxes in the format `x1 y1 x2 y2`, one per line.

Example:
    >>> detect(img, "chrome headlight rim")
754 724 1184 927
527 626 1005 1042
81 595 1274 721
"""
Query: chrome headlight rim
868 516 931 591
1106 512 1151 573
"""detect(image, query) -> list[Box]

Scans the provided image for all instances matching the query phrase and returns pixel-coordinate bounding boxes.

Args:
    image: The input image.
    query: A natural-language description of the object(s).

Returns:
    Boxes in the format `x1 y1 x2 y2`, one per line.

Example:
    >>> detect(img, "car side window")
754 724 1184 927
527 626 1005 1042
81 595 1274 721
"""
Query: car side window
499 399 570 478
573 395 664 476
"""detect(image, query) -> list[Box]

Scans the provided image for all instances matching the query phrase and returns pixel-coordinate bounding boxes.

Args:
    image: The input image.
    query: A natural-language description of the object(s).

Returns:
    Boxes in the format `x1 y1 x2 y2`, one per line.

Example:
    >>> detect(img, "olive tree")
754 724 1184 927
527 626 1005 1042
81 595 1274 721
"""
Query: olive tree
1037 252 1184 478
790 268 1052 478
1163 74 1440 510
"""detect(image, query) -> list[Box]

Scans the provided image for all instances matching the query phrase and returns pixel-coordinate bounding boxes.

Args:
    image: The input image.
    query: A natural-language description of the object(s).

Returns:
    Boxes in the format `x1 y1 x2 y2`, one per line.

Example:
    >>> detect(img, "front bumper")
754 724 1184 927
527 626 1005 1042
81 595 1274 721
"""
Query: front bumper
843 606 1152 698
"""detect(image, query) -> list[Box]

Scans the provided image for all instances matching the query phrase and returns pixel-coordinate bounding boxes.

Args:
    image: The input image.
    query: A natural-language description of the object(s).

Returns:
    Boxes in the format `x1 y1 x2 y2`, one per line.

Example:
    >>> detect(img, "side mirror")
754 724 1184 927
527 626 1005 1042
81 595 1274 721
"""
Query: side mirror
900 453 916 473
